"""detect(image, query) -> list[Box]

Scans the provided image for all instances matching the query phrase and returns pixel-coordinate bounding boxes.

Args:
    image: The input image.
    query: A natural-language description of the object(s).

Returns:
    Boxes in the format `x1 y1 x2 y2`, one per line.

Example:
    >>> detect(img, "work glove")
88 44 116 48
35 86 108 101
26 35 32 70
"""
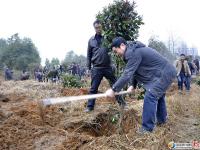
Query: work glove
105 89 115 98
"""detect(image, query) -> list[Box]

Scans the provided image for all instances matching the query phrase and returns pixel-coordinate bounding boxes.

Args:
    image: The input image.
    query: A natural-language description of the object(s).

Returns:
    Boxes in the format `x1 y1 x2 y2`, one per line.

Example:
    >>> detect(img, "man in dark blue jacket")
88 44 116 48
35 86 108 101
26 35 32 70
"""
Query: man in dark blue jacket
105 37 176 134
5 67 13 80
85 20 126 112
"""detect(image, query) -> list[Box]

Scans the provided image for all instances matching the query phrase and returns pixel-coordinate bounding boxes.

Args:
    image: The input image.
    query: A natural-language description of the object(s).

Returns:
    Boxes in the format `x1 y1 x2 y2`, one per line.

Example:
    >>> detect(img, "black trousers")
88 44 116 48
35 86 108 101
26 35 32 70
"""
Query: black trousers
87 67 126 109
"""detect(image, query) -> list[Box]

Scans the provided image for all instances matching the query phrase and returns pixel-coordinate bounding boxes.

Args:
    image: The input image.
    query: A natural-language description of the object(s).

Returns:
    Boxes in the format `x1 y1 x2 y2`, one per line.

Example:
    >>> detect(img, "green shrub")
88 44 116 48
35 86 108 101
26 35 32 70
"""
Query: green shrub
196 78 200 86
137 90 145 100
137 84 145 100
61 74 83 88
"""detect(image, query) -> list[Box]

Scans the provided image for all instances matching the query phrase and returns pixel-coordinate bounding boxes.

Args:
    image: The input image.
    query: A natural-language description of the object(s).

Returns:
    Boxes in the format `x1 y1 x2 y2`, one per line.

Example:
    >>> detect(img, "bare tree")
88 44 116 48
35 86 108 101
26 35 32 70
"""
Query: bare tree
167 32 177 55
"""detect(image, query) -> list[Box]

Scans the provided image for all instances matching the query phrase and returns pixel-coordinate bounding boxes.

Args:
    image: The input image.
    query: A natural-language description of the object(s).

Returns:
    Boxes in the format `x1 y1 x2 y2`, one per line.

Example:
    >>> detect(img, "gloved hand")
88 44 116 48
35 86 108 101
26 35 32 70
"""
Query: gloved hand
127 86 134 93
105 89 115 98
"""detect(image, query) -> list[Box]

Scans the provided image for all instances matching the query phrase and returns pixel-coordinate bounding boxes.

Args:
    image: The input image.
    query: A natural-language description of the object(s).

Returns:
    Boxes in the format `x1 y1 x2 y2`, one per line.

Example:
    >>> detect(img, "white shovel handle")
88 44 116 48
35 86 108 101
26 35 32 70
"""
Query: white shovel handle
42 90 131 106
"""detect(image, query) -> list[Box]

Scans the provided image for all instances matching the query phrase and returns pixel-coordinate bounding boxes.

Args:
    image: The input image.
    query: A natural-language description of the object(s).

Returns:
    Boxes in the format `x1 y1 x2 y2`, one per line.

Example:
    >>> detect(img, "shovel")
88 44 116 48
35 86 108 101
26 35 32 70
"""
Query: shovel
38 90 131 121
42 90 130 106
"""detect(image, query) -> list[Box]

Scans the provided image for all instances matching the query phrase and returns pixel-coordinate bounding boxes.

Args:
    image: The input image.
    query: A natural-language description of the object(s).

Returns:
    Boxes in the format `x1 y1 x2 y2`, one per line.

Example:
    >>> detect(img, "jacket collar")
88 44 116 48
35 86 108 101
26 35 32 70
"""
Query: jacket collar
92 34 103 40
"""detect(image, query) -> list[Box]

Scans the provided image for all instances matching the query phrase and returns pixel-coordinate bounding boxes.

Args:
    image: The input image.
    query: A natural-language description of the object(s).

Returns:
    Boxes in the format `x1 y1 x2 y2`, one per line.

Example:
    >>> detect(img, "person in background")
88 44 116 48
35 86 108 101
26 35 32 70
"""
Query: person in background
175 54 191 93
20 70 30 80
4 67 13 80
194 58 199 74
69 62 77 76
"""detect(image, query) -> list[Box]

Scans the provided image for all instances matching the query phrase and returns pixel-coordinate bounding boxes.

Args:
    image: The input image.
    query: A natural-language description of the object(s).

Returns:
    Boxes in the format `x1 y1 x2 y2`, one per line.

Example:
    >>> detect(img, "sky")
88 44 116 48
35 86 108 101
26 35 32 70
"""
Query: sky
0 0 199 65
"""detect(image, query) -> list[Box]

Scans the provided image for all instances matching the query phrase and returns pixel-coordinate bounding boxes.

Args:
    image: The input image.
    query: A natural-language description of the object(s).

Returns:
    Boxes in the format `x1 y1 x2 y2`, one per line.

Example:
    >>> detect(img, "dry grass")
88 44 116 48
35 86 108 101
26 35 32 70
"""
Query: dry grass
0 79 200 150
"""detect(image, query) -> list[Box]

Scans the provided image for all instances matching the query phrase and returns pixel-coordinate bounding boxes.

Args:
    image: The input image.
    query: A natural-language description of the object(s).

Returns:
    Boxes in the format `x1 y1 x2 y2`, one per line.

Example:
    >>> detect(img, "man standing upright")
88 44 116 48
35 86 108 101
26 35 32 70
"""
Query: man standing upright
105 37 176 134
85 20 126 112
194 58 199 74
175 54 191 93
4 67 13 80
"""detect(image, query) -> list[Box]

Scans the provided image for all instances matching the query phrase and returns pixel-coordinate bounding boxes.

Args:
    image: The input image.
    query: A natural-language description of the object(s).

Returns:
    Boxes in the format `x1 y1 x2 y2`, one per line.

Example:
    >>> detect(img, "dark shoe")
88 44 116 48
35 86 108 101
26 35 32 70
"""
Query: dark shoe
84 107 94 113
136 127 151 135
186 90 190 94
156 121 167 127
178 90 183 94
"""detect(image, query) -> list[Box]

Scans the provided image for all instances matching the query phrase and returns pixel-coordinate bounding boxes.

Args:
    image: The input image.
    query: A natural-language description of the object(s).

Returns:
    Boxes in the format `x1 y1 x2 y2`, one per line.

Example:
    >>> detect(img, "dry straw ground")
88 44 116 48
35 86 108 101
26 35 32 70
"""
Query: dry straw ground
0 79 199 150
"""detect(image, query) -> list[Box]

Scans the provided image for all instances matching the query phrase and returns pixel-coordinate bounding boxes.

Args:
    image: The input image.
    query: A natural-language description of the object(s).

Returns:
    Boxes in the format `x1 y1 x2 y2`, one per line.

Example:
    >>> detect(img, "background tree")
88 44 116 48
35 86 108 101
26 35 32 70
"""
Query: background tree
96 0 144 75
77 55 87 65
0 33 41 70
167 33 177 55
45 58 51 68
0 39 7 49
177 41 188 56
148 36 175 62
51 57 60 67
63 50 76 66
63 50 87 67
0 39 8 69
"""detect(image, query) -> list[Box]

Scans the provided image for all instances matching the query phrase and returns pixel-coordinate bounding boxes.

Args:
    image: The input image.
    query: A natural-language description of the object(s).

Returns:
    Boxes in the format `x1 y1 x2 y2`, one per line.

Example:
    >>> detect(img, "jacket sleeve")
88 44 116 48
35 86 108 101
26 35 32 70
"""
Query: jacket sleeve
112 51 142 92
175 60 180 76
185 61 191 76
87 40 92 70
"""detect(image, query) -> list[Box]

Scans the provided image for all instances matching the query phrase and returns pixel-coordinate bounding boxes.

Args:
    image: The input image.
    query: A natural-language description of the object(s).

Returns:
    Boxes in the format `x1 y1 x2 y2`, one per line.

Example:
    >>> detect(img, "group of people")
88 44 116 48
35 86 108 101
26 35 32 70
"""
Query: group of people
3 63 88 83
34 65 64 83
33 64 88 83
85 19 199 135
67 63 87 79
4 67 30 81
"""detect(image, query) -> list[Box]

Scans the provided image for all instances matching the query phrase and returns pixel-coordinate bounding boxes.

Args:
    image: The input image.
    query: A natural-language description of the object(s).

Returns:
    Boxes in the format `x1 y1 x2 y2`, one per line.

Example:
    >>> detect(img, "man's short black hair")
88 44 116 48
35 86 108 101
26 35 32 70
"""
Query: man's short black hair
93 20 101 26
180 53 185 56
111 37 127 48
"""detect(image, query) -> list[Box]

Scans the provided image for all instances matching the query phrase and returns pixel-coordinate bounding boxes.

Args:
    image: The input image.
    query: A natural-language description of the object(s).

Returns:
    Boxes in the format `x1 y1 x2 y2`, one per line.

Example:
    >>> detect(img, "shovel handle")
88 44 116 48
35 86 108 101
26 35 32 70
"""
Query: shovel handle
42 90 131 106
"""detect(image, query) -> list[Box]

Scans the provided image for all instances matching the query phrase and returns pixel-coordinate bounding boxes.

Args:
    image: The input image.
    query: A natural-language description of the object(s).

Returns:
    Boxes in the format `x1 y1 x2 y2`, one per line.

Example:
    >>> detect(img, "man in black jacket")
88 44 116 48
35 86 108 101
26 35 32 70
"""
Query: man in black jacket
105 37 176 134
85 20 126 112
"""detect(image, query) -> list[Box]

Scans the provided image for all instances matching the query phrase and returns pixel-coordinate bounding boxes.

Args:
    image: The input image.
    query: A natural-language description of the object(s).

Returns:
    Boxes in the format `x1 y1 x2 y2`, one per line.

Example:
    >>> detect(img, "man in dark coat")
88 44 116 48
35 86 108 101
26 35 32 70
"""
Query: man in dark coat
20 70 30 80
105 37 176 134
85 20 126 112
5 67 13 80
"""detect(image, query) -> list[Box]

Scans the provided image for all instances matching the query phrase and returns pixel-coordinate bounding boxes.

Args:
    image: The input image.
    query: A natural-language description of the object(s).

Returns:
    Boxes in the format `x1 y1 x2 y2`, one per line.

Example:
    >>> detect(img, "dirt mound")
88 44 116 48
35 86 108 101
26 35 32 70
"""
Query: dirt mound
0 115 66 150
63 108 140 137
60 134 94 150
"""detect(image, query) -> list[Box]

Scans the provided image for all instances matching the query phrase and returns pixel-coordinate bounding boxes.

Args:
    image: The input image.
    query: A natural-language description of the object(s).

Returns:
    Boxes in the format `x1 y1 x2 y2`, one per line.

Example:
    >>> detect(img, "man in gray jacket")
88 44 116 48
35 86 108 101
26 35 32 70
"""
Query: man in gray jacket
105 37 176 134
